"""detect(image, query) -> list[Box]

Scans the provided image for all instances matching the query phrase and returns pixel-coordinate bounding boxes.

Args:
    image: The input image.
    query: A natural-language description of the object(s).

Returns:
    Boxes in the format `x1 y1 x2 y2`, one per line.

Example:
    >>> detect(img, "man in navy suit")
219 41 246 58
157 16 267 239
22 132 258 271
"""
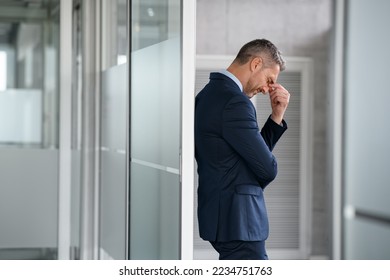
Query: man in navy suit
195 39 290 260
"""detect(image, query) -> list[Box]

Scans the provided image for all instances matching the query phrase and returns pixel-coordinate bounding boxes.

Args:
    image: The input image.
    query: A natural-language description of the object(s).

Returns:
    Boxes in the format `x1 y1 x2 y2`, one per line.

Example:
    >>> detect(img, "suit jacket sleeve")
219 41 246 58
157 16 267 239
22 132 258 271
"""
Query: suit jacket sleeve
261 115 288 151
222 95 287 188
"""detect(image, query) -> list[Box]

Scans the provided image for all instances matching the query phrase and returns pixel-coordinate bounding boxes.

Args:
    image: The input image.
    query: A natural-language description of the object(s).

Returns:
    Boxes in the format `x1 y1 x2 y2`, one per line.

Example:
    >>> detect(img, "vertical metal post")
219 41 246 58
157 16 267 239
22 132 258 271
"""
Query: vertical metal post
126 0 131 260
58 0 73 260
80 0 98 260
93 0 102 261
330 0 345 260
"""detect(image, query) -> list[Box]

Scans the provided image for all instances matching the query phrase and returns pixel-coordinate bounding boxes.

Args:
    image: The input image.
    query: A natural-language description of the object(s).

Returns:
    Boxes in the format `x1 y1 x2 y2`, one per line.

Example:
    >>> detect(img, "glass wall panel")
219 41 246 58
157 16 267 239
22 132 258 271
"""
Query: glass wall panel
102 0 128 70
0 5 59 148
130 164 179 259
99 0 129 260
100 63 128 259
0 0 60 259
0 149 58 259
130 0 181 259
70 1 82 257
343 0 390 259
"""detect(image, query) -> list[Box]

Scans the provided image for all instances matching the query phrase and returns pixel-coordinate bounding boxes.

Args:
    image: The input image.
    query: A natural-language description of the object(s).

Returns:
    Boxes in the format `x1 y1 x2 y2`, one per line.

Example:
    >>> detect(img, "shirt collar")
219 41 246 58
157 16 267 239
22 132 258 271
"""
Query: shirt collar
218 69 243 92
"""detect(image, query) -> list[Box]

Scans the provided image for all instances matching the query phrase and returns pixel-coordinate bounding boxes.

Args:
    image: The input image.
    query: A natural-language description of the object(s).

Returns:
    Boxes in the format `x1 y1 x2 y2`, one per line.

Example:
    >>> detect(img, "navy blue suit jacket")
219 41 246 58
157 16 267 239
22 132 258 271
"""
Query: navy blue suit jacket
195 72 287 242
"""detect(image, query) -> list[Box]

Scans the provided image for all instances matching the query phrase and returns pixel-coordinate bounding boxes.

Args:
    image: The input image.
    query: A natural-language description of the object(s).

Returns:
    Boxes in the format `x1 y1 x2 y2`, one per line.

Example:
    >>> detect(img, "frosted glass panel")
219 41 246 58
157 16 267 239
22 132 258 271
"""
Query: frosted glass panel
0 1 59 260
343 0 390 259
0 89 42 144
100 64 128 259
130 37 181 259
130 163 179 259
101 64 127 151
130 0 181 260
100 151 127 259
130 38 180 168
0 149 58 249
345 219 390 259
344 0 390 216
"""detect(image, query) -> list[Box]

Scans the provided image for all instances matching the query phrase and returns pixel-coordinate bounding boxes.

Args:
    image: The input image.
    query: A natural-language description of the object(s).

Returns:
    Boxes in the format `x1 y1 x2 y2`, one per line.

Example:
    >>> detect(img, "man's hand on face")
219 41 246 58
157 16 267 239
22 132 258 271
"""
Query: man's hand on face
268 83 290 125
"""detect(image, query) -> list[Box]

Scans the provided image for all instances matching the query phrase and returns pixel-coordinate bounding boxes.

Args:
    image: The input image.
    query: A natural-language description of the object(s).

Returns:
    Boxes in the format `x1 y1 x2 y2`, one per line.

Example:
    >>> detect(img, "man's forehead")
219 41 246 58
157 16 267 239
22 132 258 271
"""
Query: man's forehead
267 65 280 82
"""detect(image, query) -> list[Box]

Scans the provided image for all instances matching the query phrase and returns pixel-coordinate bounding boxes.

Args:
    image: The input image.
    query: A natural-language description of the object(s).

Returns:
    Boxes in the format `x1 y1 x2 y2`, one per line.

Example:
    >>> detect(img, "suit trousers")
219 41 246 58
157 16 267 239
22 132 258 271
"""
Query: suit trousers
210 240 269 260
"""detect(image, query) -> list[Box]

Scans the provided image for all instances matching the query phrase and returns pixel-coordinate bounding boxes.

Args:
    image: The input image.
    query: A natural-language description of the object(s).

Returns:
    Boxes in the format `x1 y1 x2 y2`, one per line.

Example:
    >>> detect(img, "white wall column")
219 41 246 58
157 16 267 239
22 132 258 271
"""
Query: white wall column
180 0 196 260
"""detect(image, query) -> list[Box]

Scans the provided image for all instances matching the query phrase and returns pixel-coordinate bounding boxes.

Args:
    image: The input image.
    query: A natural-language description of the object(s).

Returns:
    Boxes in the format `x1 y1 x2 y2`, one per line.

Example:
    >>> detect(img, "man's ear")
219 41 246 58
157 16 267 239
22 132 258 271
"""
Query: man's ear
250 56 263 72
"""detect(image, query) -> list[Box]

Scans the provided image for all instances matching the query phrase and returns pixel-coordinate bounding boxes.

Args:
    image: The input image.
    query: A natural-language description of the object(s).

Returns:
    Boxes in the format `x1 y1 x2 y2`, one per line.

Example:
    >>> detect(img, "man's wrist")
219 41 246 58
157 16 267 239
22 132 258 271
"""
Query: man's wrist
270 114 283 126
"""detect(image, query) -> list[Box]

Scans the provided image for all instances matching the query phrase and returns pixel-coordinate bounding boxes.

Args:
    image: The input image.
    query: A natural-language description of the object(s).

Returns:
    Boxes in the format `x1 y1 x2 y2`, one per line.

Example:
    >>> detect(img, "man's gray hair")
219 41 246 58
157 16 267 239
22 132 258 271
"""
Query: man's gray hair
233 39 286 71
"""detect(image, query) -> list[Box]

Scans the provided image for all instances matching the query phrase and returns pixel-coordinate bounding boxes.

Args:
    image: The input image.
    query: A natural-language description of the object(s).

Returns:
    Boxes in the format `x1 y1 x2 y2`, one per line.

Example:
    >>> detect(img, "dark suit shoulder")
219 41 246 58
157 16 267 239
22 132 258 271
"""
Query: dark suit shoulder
223 92 256 115
197 73 243 102
209 72 241 93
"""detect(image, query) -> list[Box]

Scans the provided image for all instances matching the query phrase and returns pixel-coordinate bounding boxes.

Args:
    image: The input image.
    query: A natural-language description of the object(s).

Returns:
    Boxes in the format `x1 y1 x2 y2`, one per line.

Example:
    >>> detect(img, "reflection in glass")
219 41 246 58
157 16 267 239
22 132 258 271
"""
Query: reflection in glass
0 0 60 259
117 0 127 64
0 51 6 90
131 0 180 50
0 2 59 148
99 0 129 260
102 0 128 70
